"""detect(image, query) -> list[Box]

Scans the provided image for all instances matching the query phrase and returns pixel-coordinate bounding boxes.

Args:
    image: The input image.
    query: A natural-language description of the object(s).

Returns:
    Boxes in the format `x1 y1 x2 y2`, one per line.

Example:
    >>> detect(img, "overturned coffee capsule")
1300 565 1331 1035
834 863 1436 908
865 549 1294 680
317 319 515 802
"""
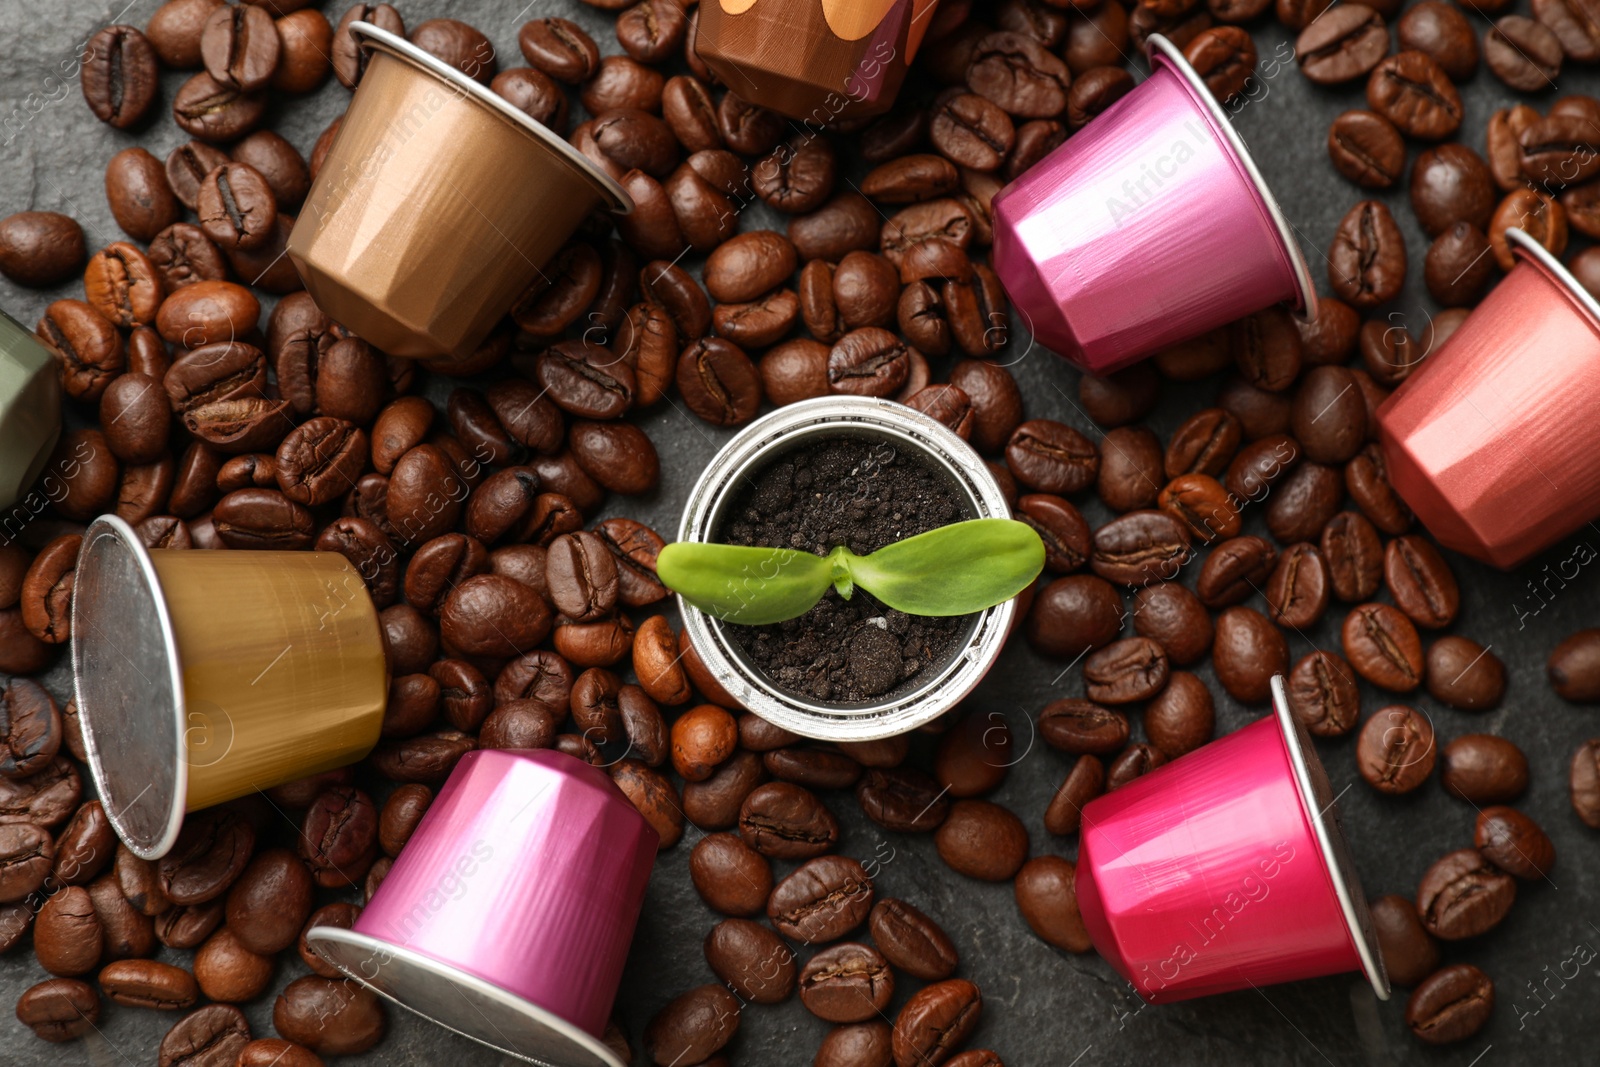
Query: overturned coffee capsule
1076 675 1389 1003
72 515 387 859
307 748 658 1067
0 308 62 513
992 35 1316 375
288 21 631 360
1378 228 1600 569
695 0 942 123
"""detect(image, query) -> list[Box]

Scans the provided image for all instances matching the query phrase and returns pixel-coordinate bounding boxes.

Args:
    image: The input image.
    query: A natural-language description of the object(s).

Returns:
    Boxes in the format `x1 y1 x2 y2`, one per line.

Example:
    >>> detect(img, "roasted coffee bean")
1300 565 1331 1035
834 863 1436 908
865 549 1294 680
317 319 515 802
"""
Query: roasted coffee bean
828 328 909 399
928 711 1009 799
1094 427 1162 513
1013 854 1092 954
799 942 893 1023
682 750 764 832
869 898 958 981
966 31 1072 117
1016 494 1090 574
1407 963 1493 1045
768 854 873 943
0 754 80 826
53 801 112 885
1410 144 1496 240
196 163 278 252
644 984 740 1067
0 211 86 287
1327 111 1405 188
739 782 838 860
158 809 254 906
298 787 377 890
1042 755 1104 838
1289 366 1366 465
705 917 796 1006
193 925 273 1003
1212 606 1288 703
200 3 281 91
519 16 597 84
1216 376 1291 439
0 678 62 780
788 192 880 263
1476 806 1555 880
1183 26 1257 101
892 980 982 1067
1486 16 1562 91
1083 637 1169 704
671 703 738 782
1425 635 1505 712
1490 187 1567 271
273 9 333 94
81 877 148 961
1323 511 1384 601
1384 535 1458 629
931 93 1015 171
1141 671 1213 756
440 574 550 658
225 848 312 955
862 154 959 204
545 531 619 624
99 958 199 1009
0 822 52 902
157 1002 252 1066
35 885 102 976
690 833 772 917
1197 536 1277 608
1367 51 1462 139
1231 307 1303 394
16 976 100 1042
1298 5 1388 84
1417 848 1515 940
1066 65 1135 129
855 768 950 833
1091 509 1192 587
1026 574 1120 660
611 760 684 847
935 799 1028 881
1165 408 1243 480
765 748 861 791
1126 582 1208 665
632 615 687 706
1549 629 1600 701
172 72 268 143
1424 222 1493 306
1572 738 1600 828
1343 602 1424 691
83 26 160 128
1397 1 1478 81
1357 704 1436 793
1039 699 1129 756
676 338 761 427
1264 543 1330 630
154 900 225 951
274 975 385 1055
1264 462 1343 544
1223 433 1301 501
1330 200 1406 308
1287 650 1361 738
1441 734 1528 804
1370 893 1441 988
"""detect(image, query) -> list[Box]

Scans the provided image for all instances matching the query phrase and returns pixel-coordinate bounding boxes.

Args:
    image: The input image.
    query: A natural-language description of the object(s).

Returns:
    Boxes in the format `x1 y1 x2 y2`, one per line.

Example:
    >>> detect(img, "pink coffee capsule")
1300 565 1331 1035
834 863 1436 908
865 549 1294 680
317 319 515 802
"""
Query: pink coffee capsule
305 749 658 1066
1075 675 1389 1003
991 34 1316 376
1377 228 1600 569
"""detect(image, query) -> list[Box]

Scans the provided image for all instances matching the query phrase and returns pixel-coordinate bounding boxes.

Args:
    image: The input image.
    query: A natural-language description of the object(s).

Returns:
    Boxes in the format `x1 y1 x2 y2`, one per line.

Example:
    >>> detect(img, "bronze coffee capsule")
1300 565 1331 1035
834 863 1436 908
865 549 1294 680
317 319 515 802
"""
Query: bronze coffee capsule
288 22 631 360
695 0 942 123
72 515 387 859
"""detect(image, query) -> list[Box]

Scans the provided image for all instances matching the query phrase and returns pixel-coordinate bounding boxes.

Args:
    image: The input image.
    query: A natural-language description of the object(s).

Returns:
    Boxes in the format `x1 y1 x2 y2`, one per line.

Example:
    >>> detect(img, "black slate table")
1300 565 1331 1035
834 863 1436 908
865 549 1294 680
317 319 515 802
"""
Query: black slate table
2 2 1597 1065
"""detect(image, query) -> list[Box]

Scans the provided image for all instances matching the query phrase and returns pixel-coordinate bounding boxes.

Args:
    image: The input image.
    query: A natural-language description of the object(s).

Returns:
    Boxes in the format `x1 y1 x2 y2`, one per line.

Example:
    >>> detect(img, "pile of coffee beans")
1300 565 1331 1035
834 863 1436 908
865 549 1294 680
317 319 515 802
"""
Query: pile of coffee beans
2 0 1599 1063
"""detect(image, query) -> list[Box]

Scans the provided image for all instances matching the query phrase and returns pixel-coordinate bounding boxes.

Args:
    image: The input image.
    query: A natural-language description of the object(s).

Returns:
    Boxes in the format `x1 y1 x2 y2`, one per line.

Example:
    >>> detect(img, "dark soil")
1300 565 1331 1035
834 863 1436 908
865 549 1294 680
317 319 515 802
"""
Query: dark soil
718 434 974 703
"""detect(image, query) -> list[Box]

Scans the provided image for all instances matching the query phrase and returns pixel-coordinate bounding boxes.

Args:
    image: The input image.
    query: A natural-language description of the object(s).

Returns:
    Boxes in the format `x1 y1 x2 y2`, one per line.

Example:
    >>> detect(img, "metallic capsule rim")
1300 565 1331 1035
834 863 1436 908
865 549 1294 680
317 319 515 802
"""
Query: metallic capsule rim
1146 33 1319 325
676 396 1014 742
305 926 625 1067
69 514 189 861
1270 674 1391 1001
348 21 634 215
1506 226 1600 331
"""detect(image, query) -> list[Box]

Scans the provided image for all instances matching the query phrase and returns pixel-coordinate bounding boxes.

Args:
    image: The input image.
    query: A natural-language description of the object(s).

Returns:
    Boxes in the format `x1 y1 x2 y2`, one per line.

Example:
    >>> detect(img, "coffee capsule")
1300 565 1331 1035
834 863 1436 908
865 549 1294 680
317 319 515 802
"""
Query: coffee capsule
992 35 1316 376
1377 229 1600 569
0 308 62 513
287 22 631 360
1075 675 1389 1003
694 0 941 123
72 515 387 860
306 748 658 1067
674 396 1014 742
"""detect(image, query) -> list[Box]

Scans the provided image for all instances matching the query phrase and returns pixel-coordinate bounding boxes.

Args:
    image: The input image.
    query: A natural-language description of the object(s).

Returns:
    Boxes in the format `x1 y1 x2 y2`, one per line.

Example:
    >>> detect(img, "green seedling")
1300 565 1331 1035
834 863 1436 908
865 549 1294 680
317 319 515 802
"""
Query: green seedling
657 518 1045 626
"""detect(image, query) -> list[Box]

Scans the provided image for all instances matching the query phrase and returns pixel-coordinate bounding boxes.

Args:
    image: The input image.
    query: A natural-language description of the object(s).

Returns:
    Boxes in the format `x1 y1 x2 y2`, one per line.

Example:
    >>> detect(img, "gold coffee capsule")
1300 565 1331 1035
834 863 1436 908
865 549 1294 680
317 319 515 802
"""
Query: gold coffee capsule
0 308 62 513
287 22 631 361
72 516 387 859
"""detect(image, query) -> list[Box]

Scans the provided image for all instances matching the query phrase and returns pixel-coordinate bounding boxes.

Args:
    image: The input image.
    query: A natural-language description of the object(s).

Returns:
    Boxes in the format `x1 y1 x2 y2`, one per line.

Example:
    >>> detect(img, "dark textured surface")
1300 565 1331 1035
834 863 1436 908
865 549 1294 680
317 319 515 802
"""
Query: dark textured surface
2 2 1598 1065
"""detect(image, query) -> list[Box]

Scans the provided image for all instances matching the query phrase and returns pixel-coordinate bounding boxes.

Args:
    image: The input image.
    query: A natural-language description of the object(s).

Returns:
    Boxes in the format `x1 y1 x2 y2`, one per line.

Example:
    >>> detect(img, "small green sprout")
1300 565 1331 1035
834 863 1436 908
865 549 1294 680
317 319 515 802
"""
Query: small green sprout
657 518 1045 626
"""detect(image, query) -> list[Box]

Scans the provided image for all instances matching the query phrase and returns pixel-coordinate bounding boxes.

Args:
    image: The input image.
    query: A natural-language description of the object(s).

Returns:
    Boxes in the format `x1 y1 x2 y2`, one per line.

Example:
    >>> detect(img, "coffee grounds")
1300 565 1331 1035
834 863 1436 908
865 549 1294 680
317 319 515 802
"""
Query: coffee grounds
719 435 973 703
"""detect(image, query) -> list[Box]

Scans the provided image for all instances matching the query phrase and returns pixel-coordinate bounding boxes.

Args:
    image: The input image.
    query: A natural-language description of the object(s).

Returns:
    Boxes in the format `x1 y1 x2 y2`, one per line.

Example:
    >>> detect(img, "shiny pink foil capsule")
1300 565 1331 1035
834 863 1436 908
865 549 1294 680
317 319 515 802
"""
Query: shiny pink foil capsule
1075 676 1388 1004
306 749 657 1067
1376 229 1600 569
991 35 1316 375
